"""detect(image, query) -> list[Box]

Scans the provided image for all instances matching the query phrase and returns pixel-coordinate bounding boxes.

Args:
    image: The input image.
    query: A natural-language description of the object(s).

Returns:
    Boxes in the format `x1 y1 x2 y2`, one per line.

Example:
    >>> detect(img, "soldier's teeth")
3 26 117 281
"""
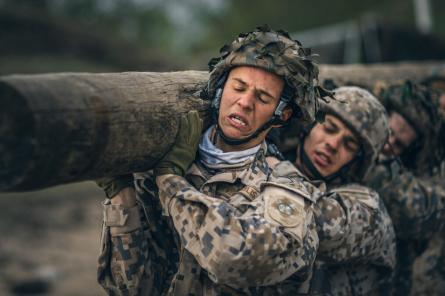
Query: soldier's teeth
232 115 246 126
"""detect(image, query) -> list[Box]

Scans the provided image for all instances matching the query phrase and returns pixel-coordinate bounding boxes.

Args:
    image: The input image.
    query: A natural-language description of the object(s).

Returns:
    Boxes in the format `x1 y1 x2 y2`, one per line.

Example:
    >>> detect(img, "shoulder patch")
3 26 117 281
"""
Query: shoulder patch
264 186 306 228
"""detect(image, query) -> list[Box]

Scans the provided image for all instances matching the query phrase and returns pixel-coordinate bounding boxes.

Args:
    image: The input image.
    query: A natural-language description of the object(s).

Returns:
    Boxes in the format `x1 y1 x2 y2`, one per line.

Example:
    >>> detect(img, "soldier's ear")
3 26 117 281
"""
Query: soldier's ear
272 107 293 128
280 107 293 122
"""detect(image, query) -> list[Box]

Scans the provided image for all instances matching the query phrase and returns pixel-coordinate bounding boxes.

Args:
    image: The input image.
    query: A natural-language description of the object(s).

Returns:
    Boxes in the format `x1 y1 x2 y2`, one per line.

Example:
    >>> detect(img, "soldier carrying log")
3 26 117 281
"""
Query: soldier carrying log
95 26 331 295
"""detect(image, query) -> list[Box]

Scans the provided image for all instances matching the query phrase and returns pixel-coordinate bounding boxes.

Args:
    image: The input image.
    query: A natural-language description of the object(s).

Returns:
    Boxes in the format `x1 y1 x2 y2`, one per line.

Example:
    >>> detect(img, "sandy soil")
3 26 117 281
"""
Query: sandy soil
0 182 107 296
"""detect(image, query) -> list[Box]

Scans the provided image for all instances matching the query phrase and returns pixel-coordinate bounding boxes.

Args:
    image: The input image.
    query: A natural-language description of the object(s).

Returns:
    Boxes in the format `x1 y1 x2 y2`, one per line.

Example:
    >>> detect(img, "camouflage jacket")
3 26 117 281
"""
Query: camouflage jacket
302 173 396 295
98 143 320 295
366 161 445 240
365 160 445 295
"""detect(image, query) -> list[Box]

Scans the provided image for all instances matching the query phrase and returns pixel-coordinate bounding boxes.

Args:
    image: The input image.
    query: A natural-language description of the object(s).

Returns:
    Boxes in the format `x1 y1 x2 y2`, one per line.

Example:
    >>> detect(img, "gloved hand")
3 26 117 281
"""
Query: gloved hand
154 110 203 177
95 174 134 199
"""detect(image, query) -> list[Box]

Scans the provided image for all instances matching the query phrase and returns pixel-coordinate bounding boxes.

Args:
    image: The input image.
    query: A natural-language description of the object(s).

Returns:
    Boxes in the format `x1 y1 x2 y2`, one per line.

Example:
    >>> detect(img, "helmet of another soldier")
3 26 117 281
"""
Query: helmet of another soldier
320 86 389 181
381 80 444 174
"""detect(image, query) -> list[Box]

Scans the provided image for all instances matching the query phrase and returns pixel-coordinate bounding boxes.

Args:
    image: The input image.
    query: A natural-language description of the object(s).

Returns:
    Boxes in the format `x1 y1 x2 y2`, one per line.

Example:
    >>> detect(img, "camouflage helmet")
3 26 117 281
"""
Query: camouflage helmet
320 86 389 181
380 80 444 174
205 25 331 125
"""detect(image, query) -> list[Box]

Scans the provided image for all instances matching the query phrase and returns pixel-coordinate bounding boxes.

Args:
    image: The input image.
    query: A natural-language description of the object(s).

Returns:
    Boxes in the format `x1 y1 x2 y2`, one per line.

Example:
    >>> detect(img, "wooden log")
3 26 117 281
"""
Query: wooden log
318 61 443 91
1 71 210 192
1 61 443 192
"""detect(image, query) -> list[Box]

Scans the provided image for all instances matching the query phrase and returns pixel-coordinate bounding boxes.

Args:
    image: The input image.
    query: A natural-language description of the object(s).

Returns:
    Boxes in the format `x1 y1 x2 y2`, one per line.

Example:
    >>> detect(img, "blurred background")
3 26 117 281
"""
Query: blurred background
1 0 445 295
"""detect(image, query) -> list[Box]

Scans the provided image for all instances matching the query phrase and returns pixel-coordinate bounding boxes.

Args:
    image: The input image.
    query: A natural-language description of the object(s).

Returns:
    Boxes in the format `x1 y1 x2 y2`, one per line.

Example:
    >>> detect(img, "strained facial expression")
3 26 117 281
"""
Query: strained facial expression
218 66 285 147
382 111 418 157
303 114 360 177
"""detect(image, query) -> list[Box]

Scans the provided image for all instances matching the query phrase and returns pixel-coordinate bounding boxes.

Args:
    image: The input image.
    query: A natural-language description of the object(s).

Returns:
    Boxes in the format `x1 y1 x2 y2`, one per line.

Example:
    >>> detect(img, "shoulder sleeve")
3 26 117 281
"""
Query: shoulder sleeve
98 197 148 296
314 184 396 270
98 177 179 296
156 165 319 289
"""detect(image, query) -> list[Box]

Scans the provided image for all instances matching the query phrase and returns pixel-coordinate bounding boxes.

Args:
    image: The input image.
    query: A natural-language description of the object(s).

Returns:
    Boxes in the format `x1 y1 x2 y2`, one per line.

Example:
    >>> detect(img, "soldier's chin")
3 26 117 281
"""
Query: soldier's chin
222 127 247 140
314 163 331 177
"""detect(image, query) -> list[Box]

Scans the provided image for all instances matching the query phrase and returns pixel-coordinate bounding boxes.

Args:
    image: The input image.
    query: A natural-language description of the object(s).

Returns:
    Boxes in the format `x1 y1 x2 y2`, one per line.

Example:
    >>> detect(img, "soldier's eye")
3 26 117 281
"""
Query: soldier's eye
233 85 245 92
257 95 271 104
344 140 359 153
323 124 335 133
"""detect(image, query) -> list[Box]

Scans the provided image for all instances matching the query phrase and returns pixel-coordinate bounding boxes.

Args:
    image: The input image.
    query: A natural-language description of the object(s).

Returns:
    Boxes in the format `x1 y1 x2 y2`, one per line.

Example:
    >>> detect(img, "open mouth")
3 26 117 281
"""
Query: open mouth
228 113 248 128
314 150 331 167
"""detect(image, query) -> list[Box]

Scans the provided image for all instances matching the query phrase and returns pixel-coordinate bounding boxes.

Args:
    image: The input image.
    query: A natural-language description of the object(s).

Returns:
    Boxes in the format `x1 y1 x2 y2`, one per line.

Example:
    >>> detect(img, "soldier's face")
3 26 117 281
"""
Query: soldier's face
382 111 418 157
217 66 291 150
303 114 360 177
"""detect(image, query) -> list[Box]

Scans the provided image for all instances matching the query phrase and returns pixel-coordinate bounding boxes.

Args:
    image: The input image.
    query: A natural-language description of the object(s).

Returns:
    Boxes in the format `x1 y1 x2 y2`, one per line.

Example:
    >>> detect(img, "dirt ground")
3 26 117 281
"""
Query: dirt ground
0 182 106 296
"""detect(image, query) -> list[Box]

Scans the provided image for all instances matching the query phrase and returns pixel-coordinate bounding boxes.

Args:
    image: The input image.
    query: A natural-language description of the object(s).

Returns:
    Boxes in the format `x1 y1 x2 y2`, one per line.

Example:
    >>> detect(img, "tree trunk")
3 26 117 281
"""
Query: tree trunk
1 61 442 192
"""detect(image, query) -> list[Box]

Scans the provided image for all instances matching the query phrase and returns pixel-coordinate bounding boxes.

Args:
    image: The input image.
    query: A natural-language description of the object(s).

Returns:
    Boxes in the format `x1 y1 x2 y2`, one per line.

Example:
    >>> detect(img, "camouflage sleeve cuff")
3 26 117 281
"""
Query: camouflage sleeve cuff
103 200 141 235
153 166 184 178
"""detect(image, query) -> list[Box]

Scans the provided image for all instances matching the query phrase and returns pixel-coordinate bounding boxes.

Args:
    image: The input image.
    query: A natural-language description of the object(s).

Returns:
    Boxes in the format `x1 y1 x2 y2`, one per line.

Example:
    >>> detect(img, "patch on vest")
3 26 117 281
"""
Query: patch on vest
264 187 305 228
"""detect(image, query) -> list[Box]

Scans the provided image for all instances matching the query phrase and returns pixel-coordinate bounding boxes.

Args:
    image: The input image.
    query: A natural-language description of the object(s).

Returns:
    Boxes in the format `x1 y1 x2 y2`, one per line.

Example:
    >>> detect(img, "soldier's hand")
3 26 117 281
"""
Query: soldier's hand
154 110 203 177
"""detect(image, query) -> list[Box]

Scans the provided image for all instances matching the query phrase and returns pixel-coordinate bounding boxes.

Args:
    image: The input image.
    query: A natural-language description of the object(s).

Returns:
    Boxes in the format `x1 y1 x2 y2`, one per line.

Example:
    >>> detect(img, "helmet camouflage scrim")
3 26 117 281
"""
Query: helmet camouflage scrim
320 86 390 181
381 80 444 174
205 25 332 128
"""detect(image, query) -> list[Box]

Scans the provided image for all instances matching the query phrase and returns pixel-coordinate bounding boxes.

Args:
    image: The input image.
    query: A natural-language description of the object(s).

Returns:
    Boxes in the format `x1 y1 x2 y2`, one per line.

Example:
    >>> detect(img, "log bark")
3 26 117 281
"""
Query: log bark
1 71 210 191
1 61 443 192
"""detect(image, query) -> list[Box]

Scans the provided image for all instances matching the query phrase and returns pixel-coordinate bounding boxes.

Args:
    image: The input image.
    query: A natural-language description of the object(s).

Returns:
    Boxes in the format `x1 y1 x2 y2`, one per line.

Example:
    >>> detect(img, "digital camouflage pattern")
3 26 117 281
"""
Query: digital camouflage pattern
364 80 445 295
412 228 445 295
366 163 445 240
206 25 332 125
290 86 396 295
98 142 321 295
366 163 445 295
98 178 180 296
304 176 396 295
320 86 389 181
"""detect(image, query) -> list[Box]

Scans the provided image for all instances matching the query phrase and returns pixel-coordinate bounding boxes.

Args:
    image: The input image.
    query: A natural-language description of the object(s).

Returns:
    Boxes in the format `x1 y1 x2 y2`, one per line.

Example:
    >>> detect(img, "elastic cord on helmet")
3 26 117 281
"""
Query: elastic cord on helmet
211 72 295 146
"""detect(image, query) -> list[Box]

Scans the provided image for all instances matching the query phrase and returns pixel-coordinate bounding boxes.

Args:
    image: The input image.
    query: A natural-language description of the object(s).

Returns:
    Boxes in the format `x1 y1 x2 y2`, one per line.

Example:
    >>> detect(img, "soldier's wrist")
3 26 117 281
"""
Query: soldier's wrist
153 166 184 177
96 174 134 199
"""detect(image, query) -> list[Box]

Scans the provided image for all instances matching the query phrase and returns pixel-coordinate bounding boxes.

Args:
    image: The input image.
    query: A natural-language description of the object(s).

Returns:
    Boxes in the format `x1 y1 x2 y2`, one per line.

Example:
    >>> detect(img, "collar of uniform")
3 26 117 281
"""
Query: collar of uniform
187 142 269 191
288 164 328 194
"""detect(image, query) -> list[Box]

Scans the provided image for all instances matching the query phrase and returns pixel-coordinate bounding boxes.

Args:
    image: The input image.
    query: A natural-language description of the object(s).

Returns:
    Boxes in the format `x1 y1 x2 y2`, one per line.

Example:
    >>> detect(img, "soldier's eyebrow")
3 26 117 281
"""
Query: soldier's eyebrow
325 118 339 130
232 77 275 99
232 77 247 87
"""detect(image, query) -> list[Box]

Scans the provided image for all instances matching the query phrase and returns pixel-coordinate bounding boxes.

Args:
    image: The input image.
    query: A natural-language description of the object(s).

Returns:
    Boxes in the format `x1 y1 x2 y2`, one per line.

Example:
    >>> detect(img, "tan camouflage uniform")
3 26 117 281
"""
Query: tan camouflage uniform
98 142 320 295
268 87 396 295
305 87 396 296
96 26 329 295
364 81 445 295
304 178 396 296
